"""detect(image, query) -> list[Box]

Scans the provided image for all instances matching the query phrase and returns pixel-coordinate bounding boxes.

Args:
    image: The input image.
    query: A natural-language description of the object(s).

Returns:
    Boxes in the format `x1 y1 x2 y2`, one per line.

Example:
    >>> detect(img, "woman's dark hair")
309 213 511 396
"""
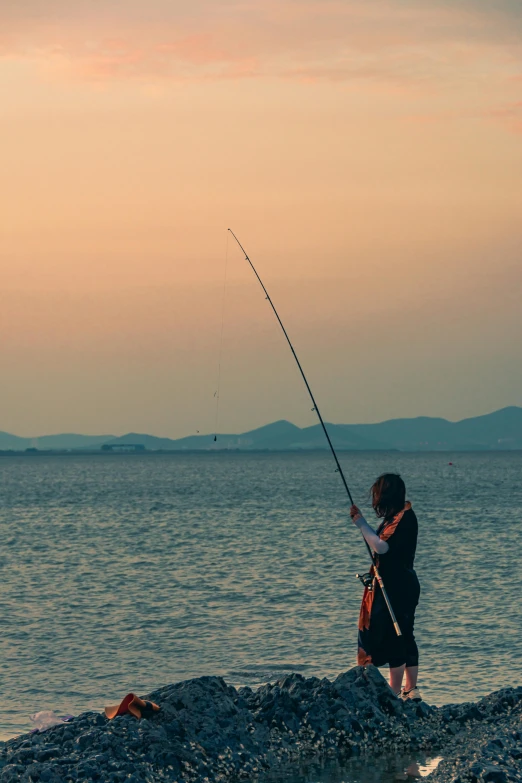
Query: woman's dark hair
370 473 406 519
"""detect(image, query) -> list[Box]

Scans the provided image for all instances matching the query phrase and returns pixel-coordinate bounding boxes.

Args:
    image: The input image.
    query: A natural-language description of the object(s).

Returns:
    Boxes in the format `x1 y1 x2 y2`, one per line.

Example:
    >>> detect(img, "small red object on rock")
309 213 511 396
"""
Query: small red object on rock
105 694 160 720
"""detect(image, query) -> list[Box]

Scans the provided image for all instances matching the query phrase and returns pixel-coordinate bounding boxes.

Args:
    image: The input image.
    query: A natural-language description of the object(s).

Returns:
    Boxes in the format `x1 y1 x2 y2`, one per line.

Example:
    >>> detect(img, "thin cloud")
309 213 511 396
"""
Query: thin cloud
1 0 521 89
486 101 522 135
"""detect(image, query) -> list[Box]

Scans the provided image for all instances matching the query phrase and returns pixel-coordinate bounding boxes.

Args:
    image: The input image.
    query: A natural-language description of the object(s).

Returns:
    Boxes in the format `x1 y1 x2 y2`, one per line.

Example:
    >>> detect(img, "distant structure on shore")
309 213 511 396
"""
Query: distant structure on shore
101 444 146 453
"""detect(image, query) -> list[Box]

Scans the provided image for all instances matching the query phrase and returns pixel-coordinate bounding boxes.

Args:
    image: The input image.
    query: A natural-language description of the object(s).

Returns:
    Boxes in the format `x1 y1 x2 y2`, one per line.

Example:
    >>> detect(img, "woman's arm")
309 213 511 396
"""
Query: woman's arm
349 505 389 555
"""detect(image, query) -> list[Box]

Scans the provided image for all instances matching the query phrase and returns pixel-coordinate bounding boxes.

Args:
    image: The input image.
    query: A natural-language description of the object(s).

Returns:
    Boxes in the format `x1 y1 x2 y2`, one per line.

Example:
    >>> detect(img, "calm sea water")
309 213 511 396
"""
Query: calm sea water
0 452 521 739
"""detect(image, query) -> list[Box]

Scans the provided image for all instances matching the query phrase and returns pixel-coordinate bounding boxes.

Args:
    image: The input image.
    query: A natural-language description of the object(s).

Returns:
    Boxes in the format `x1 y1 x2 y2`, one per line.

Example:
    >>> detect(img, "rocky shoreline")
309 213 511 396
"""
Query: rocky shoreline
0 666 520 783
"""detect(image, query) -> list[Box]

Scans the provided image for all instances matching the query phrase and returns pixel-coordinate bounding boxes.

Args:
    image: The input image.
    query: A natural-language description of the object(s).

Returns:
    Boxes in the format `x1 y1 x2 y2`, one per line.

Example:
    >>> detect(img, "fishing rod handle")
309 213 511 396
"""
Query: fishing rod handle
374 569 402 637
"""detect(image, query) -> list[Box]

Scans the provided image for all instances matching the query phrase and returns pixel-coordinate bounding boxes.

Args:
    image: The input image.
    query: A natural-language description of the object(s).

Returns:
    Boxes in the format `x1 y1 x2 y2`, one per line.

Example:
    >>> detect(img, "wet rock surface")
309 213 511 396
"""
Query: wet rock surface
0 667 520 782
422 687 522 783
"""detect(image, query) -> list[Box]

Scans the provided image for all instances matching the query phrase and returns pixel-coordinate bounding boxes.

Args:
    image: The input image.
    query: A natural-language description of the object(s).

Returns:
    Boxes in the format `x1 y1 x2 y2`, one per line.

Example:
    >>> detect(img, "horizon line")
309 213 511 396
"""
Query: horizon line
2 404 521 442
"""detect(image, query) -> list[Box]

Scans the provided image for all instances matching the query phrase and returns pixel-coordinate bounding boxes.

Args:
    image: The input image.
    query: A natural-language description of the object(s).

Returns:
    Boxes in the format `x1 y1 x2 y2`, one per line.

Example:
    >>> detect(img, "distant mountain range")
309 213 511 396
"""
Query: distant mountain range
1 406 522 452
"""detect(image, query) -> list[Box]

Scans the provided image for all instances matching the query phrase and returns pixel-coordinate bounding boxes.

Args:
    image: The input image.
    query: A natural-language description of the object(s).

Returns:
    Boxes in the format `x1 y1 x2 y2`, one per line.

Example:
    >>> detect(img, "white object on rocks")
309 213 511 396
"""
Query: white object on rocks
30 711 65 731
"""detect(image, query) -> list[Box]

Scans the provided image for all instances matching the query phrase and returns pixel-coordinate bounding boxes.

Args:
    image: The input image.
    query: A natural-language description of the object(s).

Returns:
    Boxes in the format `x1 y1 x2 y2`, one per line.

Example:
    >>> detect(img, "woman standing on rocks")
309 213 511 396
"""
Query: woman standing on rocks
350 473 421 702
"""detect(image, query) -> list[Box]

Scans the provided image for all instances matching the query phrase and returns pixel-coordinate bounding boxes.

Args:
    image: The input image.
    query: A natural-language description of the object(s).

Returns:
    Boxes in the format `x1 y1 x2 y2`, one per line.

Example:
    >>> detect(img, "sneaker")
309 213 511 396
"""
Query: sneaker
401 687 422 702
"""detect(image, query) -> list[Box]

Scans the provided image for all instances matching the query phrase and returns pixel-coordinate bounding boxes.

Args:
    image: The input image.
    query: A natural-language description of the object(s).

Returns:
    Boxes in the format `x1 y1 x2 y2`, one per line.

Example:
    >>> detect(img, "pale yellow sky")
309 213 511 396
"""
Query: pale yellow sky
1 1 521 437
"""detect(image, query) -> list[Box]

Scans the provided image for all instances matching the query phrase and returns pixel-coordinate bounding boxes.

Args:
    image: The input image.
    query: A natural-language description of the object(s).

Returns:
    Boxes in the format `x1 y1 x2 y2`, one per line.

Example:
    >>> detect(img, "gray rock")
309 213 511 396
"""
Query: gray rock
483 765 508 783
1 668 521 782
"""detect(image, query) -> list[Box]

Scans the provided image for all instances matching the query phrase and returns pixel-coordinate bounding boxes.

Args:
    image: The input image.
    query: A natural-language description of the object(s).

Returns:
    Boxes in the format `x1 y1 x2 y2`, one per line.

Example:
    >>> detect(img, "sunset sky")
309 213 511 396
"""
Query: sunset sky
1 0 521 438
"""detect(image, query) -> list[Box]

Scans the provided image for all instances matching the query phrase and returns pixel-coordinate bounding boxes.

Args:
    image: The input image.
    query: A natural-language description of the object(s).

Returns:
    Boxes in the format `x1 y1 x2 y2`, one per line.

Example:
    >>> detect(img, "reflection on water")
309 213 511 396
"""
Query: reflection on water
410 758 443 777
260 754 443 783
0 451 521 737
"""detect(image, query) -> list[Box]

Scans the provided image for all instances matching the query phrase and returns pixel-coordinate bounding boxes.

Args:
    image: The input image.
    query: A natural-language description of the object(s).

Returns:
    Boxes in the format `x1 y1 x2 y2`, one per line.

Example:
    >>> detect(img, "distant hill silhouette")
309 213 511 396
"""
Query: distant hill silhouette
0 432 30 450
0 432 113 451
1 407 521 452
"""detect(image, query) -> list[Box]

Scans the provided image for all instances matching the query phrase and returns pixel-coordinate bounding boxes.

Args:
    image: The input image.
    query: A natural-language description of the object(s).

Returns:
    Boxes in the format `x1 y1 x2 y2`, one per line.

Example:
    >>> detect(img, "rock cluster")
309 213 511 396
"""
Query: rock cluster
425 688 522 783
0 667 520 783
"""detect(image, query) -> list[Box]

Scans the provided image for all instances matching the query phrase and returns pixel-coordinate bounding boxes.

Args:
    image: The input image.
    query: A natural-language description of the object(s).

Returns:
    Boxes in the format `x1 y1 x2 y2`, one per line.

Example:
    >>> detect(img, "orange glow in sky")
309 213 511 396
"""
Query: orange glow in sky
1 1 521 437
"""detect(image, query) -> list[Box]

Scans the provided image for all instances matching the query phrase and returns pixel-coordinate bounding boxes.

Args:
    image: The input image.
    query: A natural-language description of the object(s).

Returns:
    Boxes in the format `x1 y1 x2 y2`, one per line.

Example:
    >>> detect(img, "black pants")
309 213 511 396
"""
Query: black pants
360 573 420 668
387 608 419 668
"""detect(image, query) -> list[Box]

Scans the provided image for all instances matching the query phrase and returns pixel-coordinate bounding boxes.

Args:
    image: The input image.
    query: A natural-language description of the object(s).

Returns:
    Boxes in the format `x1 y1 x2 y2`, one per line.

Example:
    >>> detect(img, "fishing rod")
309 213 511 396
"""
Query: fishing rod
228 228 401 638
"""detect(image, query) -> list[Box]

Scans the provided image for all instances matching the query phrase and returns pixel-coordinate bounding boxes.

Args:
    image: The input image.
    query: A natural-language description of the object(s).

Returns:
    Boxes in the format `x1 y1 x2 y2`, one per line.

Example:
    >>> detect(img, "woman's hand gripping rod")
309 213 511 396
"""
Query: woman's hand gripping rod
228 228 401 637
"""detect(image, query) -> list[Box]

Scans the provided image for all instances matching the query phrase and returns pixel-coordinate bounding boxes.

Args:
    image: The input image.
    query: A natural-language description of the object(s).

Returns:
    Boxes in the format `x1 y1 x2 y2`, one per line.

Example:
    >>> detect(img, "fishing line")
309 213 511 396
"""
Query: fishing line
227 228 402 637
213 230 230 442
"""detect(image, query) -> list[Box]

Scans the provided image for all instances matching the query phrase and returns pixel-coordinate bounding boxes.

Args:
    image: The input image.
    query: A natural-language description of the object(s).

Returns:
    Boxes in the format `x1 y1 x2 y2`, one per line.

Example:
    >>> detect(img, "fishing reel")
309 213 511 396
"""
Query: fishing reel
356 572 374 591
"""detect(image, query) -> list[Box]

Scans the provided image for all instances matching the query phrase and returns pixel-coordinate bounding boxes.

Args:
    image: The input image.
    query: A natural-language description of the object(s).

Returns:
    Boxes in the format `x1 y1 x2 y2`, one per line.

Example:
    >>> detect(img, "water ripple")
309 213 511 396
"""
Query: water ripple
0 451 521 738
